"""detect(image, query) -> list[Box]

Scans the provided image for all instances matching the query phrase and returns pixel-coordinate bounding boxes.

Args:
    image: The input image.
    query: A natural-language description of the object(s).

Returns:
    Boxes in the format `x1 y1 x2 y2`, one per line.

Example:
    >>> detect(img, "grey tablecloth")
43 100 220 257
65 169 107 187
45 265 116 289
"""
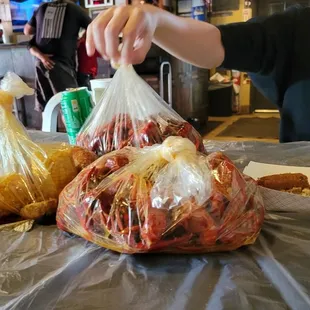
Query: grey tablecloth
2 133 310 310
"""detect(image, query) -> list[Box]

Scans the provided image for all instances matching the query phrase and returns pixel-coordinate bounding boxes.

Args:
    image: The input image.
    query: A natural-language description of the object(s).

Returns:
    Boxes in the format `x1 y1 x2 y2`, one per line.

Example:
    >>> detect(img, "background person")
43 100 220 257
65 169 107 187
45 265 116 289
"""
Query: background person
24 0 91 112
77 31 100 90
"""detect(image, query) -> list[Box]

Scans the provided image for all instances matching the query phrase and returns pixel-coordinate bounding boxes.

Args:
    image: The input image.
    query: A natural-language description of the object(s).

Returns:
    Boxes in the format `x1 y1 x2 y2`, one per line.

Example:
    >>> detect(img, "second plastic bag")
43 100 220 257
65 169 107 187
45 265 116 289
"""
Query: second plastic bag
0 75 98 223
57 137 264 254
76 65 205 156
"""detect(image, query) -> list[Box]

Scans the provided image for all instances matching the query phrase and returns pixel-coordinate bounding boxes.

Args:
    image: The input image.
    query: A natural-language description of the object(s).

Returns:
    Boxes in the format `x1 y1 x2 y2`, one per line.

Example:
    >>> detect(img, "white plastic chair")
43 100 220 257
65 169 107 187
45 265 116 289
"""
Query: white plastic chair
42 79 112 133
42 88 94 133
41 92 62 133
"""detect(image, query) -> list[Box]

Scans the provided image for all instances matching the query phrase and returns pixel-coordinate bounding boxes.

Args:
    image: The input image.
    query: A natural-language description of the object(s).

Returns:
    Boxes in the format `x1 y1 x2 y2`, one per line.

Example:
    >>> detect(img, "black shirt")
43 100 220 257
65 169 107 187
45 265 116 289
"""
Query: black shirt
217 6 310 142
28 0 91 69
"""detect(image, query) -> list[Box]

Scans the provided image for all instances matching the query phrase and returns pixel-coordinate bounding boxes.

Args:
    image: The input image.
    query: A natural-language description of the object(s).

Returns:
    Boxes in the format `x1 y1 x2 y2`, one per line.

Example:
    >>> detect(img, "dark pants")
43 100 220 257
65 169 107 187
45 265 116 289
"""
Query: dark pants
77 72 92 91
35 61 78 112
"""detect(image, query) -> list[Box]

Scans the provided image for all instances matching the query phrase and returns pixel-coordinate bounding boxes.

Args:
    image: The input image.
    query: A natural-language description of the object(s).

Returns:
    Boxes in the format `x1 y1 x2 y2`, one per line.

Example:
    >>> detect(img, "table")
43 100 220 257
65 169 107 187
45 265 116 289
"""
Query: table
2 133 310 310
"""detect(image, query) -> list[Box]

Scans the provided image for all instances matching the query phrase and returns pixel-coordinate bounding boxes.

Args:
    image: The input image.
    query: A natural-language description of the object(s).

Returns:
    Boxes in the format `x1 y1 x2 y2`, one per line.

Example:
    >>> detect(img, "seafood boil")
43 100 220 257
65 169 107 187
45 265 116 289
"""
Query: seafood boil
57 137 264 254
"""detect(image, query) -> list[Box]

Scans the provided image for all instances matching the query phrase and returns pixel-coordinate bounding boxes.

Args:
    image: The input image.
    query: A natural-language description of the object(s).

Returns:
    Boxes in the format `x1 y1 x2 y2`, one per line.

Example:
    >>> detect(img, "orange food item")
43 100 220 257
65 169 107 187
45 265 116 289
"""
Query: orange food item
257 173 309 191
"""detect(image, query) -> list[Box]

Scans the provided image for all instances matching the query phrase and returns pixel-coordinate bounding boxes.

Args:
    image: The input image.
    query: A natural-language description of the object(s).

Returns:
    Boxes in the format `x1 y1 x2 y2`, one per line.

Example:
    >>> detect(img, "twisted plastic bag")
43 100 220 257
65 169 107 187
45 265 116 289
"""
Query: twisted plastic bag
0 72 34 99
57 136 264 254
76 65 205 156
0 74 97 223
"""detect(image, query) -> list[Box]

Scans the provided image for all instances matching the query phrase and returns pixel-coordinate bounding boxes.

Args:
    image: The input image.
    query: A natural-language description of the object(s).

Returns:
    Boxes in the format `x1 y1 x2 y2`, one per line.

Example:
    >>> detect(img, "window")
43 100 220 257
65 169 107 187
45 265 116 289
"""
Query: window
268 0 310 15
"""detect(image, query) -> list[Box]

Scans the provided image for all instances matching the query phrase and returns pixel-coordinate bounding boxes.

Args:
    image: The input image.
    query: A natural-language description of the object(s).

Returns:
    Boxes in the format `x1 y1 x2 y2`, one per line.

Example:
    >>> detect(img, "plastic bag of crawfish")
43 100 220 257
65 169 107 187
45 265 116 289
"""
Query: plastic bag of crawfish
57 136 265 254
0 75 97 224
76 65 205 156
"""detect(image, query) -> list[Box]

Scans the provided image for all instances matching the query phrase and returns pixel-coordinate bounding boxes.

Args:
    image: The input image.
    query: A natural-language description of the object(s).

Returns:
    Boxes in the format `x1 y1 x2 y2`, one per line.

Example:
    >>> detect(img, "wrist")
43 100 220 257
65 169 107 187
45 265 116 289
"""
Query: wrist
143 4 161 28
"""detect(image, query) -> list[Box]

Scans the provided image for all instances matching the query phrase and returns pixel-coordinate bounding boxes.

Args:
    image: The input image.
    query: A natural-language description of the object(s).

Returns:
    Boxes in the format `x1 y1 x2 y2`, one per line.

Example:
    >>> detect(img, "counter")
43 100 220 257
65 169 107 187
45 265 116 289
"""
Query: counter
0 43 35 83
1 133 310 310
0 43 29 49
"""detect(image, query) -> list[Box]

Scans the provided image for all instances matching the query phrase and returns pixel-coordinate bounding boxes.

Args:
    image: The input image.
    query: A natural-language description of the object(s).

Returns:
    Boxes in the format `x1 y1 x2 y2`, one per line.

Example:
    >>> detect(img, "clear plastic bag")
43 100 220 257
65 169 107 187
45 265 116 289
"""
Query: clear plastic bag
76 65 205 156
0 76 97 223
0 72 34 99
57 136 264 254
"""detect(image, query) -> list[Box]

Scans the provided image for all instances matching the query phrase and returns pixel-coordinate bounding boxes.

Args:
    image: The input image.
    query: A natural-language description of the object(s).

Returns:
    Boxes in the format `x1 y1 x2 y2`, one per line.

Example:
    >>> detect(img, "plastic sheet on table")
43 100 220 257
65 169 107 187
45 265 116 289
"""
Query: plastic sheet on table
2 139 310 309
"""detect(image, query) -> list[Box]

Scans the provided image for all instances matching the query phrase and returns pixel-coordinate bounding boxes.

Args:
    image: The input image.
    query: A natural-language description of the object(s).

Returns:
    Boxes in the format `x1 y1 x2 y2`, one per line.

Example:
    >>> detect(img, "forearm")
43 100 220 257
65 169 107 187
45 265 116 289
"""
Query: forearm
24 23 35 35
151 7 224 68
29 46 54 70
29 46 44 61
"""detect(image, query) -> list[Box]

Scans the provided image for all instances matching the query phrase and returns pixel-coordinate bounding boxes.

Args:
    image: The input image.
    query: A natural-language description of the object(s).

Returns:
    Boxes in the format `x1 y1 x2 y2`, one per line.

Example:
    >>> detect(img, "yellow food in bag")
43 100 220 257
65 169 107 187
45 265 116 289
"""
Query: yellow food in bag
0 85 97 222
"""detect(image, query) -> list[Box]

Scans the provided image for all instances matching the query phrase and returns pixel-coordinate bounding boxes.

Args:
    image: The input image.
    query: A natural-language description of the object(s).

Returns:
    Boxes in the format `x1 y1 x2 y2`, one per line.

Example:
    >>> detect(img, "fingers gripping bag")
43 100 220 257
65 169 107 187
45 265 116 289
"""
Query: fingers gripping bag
0 73 98 223
57 136 265 254
76 65 205 156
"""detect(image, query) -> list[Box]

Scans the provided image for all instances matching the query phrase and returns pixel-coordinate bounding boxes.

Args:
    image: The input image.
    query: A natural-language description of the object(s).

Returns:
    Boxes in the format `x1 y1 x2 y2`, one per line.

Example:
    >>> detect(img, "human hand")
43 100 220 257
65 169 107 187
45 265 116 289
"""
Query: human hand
40 54 55 70
86 5 159 65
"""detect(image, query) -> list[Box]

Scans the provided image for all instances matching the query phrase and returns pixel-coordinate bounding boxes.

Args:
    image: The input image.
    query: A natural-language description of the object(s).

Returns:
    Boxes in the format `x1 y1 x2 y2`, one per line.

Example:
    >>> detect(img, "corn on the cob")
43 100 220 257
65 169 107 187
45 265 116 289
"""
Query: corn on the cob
20 198 58 219
0 208 12 218
0 174 33 214
71 146 98 171
0 90 13 111
0 140 97 221
44 149 78 195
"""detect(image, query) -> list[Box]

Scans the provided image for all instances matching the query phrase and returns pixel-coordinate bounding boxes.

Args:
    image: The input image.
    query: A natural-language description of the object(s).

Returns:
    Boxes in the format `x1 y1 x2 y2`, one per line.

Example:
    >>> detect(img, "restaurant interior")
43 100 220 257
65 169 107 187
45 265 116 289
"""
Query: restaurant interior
1 0 310 309
0 0 287 142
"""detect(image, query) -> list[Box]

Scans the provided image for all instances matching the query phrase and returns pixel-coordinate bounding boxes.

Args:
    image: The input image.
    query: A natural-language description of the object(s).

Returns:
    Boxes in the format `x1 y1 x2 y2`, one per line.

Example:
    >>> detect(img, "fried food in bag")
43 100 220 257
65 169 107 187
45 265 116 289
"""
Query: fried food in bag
0 84 97 222
34 144 98 196
0 89 54 220
57 137 265 254
76 65 205 156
